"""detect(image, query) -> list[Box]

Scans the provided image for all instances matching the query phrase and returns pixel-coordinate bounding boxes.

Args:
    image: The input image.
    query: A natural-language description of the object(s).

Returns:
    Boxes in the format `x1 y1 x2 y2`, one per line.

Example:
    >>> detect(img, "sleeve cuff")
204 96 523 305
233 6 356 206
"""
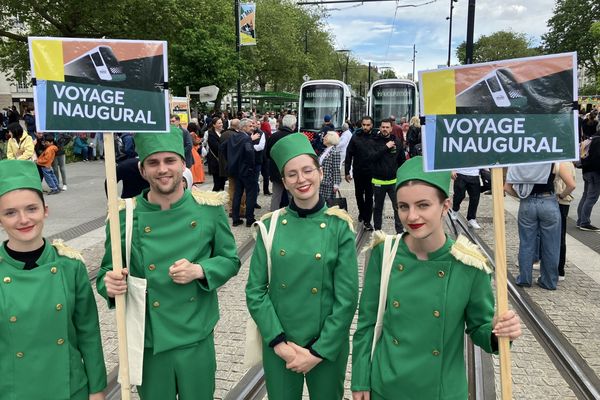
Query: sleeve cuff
269 333 287 348
308 346 324 359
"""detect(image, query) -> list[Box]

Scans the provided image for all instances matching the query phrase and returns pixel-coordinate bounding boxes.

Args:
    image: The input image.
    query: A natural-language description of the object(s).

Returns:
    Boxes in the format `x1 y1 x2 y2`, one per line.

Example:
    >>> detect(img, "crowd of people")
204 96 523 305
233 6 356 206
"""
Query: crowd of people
2 101 599 399
0 126 521 399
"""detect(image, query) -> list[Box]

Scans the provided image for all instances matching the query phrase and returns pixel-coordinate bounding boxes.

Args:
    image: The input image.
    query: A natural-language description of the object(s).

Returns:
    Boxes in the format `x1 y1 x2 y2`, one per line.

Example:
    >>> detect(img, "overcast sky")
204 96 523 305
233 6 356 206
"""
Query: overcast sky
311 0 556 79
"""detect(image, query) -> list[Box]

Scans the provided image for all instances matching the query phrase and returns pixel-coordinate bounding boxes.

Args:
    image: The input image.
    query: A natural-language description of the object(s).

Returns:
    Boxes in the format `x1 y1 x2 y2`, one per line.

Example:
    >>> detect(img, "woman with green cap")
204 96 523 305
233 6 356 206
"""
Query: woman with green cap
245 133 359 400
351 156 521 400
0 159 107 399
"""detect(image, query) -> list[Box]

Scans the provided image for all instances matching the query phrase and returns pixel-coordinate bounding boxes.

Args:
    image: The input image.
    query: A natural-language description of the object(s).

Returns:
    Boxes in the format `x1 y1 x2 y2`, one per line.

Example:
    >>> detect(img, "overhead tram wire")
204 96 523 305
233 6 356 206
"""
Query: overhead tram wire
298 0 437 5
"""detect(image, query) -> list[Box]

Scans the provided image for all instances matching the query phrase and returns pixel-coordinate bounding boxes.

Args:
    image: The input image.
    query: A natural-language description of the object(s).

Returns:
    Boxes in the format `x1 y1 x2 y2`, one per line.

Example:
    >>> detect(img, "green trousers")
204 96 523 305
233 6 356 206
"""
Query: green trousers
137 333 216 400
262 340 349 400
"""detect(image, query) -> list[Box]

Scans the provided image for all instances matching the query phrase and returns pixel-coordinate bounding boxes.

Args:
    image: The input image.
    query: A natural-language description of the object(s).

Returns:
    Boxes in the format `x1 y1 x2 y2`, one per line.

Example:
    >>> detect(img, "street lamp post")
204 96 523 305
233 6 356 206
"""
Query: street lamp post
446 0 458 67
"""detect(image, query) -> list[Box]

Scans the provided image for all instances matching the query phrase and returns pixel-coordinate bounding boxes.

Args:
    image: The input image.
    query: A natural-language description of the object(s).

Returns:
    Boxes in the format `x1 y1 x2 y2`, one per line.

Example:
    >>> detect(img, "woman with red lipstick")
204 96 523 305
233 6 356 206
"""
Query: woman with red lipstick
246 134 359 400
351 156 521 400
0 160 107 399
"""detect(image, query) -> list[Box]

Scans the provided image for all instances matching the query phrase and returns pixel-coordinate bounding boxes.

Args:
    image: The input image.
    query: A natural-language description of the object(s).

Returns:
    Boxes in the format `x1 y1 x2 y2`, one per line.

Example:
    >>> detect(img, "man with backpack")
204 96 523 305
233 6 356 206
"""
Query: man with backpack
576 130 600 231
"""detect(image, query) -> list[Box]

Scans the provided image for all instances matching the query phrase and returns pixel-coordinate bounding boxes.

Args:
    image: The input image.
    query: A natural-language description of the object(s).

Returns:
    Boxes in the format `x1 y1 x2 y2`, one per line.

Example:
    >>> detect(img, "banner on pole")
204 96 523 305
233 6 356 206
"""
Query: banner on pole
171 96 189 126
418 52 578 171
28 37 170 132
239 3 257 46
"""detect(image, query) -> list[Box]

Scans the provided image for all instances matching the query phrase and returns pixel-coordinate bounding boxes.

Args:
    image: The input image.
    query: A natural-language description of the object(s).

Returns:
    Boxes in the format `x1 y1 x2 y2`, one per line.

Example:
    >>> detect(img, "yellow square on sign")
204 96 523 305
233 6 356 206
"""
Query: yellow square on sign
31 40 64 82
422 69 456 115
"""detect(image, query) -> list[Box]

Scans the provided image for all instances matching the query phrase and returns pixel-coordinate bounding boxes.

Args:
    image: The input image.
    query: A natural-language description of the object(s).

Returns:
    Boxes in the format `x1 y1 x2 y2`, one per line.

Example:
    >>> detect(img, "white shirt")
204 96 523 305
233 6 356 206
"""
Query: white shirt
456 168 480 177
337 129 353 167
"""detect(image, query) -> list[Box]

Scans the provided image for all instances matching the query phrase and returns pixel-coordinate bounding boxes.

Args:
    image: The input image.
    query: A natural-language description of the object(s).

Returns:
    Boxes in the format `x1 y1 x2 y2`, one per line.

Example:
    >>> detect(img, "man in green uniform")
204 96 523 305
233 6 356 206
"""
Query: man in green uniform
97 127 240 400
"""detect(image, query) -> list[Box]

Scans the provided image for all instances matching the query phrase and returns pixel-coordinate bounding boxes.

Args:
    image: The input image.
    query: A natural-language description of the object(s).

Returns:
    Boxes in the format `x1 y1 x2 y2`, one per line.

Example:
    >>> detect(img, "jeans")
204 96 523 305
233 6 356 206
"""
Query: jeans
516 194 560 289
372 183 403 233
52 154 67 186
452 174 481 220
353 173 373 223
576 171 600 226
233 174 257 222
41 167 59 191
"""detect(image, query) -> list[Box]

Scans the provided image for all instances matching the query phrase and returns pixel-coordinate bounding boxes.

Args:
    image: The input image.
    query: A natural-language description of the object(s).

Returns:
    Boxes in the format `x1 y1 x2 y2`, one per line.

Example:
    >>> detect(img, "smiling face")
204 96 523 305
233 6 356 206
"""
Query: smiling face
282 154 323 209
396 181 450 241
140 152 185 197
0 189 47 251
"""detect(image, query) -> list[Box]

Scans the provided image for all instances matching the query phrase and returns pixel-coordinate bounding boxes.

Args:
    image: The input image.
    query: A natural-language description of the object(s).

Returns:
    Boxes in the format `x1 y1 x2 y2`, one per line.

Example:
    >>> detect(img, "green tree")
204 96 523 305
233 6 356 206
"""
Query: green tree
543 0 600 89
240 0 339 93
456 31 542 64
0 0 240 105
379 69 397 79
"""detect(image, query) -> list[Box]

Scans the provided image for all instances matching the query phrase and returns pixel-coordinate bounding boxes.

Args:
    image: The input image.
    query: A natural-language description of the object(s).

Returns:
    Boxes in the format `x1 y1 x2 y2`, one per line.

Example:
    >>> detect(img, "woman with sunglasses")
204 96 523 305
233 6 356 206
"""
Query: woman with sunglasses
351 156 521 400
0 160 106 399
246 134 359 400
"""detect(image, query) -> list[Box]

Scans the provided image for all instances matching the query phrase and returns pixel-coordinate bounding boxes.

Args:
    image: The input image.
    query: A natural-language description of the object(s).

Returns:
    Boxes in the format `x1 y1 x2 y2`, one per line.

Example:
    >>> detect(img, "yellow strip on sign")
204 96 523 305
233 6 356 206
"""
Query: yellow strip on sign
31 40 65 82
421 69 456 115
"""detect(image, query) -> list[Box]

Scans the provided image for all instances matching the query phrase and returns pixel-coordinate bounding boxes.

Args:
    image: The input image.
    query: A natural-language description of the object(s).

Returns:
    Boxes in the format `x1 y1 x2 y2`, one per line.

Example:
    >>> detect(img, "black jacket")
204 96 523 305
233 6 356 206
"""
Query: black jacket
266 126 295 183
582 134 600 173
370 133 406 181
344 128 375 177
226 131 255 178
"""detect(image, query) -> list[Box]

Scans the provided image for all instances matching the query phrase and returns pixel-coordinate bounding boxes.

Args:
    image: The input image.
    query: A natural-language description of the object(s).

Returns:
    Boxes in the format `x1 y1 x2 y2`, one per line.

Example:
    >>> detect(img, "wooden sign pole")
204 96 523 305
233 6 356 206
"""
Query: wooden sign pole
103 132 131 400
490 167 512 400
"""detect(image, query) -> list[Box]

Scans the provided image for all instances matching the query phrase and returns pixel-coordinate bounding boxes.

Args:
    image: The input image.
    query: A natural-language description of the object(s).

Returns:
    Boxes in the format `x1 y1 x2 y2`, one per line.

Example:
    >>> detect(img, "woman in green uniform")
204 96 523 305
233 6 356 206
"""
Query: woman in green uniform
351 156 521 400
246 134 359 400
0 160 107 400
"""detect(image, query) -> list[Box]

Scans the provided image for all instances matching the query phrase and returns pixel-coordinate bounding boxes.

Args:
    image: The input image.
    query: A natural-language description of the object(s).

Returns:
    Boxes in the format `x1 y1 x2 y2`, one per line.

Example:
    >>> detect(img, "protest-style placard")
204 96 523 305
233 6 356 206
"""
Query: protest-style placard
28 37 169 132
419 52 578 171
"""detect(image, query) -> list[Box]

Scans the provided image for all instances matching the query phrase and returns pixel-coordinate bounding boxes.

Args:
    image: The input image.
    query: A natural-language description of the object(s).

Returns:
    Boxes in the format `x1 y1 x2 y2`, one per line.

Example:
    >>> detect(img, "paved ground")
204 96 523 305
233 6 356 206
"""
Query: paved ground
5 161 600 399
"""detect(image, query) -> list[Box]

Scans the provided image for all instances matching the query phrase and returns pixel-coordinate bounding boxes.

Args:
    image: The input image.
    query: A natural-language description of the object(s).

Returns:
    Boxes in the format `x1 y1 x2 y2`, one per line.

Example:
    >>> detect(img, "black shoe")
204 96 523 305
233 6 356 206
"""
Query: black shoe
358 216 363 223
264 191 272 196
363 222 374 231
232 220 244 227
246 219 257 227
254 204 262 209
578 224 600 232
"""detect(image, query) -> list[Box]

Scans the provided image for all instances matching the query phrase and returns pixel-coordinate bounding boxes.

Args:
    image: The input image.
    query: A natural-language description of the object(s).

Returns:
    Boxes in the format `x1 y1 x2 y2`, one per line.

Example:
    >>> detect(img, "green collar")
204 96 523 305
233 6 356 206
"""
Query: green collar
137 188 190 211
0 240 54 270
399 234 454 261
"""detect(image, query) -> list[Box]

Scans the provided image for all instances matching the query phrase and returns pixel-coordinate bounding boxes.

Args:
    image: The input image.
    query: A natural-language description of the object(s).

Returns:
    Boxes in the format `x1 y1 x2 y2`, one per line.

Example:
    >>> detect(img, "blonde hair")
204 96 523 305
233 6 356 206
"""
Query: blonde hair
324 131 340 146
409 116 421 128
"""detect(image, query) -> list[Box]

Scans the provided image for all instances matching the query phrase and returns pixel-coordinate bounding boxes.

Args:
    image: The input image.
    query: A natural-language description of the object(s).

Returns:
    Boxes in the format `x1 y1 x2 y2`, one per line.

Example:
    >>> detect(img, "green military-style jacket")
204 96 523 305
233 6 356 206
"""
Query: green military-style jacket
0 240 107 400
245 205 359 361
352 234 495 400
96 189 240 354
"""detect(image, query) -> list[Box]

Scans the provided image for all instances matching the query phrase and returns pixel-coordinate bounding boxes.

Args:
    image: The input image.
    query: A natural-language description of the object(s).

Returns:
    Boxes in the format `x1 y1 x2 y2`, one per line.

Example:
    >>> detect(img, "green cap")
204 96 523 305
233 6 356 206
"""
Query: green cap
395 156 451 197
134 126 185 164
0 160 44 197
271 134 317 172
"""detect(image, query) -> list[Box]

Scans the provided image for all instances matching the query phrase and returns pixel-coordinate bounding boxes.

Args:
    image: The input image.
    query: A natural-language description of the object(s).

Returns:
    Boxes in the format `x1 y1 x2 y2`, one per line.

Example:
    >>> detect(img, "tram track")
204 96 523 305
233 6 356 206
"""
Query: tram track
224 227 369 400
448 214 600 400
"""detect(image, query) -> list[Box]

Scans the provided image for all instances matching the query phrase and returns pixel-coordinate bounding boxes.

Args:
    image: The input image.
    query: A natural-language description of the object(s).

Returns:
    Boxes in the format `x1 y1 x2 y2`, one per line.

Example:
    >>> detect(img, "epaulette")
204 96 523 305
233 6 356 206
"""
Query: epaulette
191 189 228 206
324 206 356 233
450 234 492 274
365 230 387 252
52 239 85 262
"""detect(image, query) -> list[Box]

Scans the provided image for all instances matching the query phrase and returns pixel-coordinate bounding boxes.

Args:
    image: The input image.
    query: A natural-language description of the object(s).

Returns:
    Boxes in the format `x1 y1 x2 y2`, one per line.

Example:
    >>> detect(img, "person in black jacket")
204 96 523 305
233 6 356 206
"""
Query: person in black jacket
344 116 376 230
370 118 405 233
576 130 600 231
266 114 296 210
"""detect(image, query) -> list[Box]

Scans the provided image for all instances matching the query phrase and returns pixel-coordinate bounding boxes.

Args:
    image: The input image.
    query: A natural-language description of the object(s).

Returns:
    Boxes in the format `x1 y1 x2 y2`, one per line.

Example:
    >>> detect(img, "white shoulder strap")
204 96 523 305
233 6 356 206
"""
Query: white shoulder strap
125 198 134 269
255 209 281 281
371 233 401 360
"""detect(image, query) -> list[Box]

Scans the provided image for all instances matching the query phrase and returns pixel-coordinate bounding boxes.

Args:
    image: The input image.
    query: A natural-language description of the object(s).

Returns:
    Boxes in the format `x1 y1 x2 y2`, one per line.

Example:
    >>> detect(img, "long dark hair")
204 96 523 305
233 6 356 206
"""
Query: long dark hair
8 122 23 140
